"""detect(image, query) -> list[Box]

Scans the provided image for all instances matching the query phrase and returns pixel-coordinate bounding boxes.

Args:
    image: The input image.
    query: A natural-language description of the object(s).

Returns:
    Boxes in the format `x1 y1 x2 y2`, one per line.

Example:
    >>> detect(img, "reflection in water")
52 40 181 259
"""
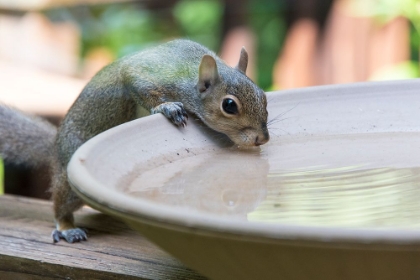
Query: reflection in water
120 148 269 219
249 166 420 228
118 132 420 228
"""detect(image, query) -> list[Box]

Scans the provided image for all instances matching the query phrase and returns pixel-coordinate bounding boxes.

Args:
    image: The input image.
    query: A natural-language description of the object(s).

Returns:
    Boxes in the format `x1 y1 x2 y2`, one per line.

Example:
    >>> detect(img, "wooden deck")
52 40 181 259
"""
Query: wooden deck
0 194 206 279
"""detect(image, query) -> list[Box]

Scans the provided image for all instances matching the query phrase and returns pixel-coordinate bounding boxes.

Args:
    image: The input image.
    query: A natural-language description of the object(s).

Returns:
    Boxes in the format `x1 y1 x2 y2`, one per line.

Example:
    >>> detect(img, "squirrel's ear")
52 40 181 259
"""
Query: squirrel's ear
235 47 248 74
198 55 219 93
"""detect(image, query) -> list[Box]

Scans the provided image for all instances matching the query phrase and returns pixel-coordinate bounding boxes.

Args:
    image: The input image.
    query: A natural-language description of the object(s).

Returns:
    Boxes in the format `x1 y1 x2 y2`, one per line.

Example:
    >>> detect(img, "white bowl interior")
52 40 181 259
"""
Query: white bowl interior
68 79 420 279
69 79 420 231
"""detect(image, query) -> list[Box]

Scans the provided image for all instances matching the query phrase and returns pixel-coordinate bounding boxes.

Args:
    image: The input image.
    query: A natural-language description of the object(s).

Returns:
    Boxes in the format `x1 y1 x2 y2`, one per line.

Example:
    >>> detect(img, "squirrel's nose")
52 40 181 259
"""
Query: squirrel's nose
255 133 269 146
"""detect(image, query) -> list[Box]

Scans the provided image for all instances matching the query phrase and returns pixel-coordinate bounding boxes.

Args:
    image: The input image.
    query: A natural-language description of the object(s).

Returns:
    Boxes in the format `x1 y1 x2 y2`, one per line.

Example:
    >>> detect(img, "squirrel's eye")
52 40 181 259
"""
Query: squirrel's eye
222 98 238 115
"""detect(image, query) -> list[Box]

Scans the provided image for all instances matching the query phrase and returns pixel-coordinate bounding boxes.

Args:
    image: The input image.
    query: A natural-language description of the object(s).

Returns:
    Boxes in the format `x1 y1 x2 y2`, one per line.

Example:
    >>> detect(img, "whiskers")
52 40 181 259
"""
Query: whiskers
267 103 300 137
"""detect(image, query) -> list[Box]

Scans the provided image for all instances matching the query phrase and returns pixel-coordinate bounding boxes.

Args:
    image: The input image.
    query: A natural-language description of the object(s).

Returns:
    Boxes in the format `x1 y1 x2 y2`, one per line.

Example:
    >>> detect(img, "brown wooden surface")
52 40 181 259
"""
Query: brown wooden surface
0 194 206 280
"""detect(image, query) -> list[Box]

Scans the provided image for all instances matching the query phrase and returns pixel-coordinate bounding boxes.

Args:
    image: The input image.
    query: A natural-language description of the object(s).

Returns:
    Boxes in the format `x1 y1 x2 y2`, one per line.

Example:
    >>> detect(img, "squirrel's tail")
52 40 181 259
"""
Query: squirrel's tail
0 106 57 167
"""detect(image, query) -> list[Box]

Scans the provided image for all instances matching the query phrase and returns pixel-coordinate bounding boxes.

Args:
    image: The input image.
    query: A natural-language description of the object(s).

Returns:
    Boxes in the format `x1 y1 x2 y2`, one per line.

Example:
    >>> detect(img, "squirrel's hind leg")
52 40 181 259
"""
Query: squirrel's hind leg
51 166 87 243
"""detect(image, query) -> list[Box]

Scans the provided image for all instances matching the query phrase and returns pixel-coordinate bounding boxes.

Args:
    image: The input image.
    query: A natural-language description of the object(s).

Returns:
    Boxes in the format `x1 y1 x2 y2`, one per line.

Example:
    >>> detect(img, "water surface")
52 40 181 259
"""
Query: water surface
118 132 420 228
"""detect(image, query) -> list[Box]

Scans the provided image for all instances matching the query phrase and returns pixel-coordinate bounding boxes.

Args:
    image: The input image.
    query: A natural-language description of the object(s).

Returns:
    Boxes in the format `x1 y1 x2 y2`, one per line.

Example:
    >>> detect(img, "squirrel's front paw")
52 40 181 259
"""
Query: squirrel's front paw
52 228 88 243
151 102 188 127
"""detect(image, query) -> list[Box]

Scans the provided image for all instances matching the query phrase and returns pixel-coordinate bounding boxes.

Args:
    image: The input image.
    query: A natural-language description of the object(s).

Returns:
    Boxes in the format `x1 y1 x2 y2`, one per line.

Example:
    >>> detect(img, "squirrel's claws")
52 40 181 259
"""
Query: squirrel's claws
52 228 88 243
153 102 189 127
52 229 63 243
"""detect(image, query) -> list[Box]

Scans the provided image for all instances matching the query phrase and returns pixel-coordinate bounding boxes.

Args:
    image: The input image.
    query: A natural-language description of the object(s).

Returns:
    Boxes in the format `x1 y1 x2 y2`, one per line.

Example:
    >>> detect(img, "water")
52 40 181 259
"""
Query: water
118 132 420 228
249 166 420 228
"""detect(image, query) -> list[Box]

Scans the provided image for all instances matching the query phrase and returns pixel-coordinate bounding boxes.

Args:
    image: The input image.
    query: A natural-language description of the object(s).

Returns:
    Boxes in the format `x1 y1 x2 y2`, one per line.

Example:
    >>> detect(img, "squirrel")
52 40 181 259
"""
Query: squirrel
0 39 269 243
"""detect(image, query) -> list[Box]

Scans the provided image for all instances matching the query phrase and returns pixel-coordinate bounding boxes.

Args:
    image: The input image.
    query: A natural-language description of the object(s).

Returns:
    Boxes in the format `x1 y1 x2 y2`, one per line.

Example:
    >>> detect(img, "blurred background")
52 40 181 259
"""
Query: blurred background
0 0 419 198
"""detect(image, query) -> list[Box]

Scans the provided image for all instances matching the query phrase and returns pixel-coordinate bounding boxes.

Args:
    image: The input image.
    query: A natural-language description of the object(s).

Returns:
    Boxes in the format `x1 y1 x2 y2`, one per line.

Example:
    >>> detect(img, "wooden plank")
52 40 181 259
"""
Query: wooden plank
0 194 206 280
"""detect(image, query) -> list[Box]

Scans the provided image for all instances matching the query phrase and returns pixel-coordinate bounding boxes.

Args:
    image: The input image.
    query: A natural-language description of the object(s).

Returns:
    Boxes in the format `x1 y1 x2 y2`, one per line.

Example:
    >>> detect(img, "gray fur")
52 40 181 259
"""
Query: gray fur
0 106 56 167
0 39 269 243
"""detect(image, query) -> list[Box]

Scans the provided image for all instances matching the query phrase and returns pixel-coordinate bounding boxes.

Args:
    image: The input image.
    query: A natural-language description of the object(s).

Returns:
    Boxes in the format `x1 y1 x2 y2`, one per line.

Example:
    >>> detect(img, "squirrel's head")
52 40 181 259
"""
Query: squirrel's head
196 48 269 147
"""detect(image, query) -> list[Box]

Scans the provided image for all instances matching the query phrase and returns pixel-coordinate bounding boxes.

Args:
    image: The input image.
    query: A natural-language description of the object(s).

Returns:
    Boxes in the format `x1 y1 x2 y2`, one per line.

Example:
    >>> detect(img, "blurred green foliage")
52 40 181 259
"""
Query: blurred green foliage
173 0 223 51
48 1 224 59
370 61 420 81
46 0 283 90
350 0 420 80
411 24 420 62
75 4 178 58
46 0 420 89
248 0 286 89
84 7 165 57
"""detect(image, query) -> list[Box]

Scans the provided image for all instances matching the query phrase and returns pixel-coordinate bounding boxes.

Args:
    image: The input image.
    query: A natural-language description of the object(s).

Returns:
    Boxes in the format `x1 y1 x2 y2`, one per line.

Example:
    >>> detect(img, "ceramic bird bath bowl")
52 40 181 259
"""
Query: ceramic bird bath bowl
68 79 420 280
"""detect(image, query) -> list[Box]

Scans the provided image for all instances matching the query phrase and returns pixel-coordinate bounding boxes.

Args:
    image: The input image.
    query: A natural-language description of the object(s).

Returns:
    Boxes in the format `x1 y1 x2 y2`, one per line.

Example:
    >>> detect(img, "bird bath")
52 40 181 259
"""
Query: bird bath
68 79 420 280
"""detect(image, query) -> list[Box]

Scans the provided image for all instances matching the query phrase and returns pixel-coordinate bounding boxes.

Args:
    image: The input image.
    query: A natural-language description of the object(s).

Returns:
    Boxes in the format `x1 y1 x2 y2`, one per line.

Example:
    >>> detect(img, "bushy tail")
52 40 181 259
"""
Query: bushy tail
0 106 57 167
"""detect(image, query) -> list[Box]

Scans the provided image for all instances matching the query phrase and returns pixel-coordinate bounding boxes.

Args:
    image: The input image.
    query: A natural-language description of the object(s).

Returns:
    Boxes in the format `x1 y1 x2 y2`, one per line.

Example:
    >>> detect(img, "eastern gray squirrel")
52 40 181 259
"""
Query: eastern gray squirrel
0 39 269 243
